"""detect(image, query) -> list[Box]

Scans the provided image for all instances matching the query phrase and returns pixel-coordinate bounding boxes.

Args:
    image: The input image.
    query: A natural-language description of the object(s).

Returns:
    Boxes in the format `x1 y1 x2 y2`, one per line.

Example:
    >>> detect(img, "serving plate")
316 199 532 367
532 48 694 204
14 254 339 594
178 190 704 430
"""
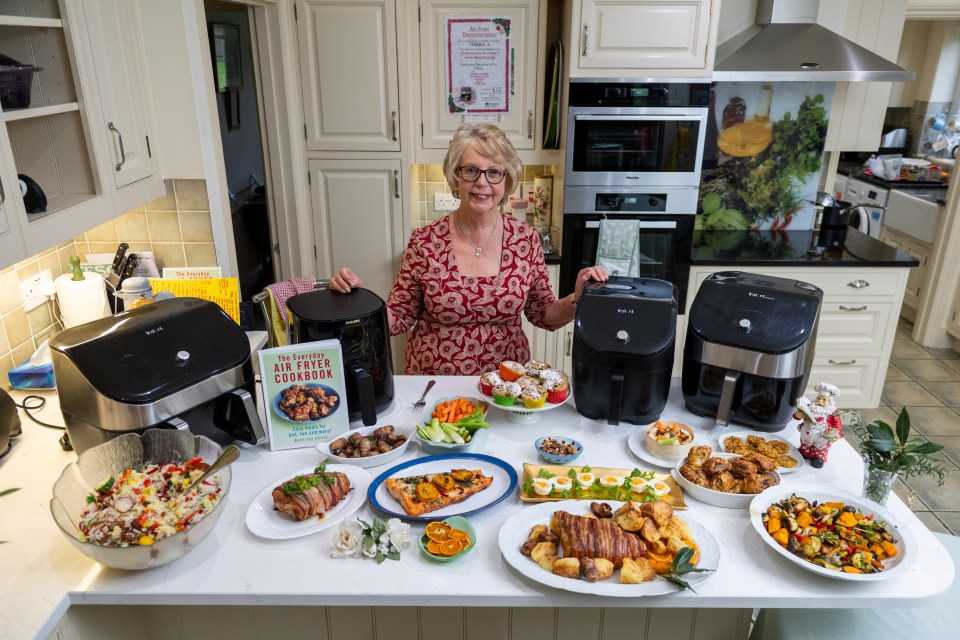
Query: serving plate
520 463 686 509
245 464 370 539
749 484 913 581
718 431 803 473
272 382 341 423
672 453 781 509
477 384 571 424
368 453 518 522
627 427 698 469
316 423 416 469
498 500 719 597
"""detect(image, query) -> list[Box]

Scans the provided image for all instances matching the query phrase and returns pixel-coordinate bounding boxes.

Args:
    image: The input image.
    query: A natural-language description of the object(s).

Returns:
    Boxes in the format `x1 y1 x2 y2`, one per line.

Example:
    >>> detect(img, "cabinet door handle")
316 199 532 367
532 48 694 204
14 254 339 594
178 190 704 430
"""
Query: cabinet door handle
581 24 588 56
0 178 5 206
565 331 573 356
108 122 126 171
828 359 857 365
847 279 870 288
393 170 400 199
391 111 398 142
527 111 534 139
839 305 867 311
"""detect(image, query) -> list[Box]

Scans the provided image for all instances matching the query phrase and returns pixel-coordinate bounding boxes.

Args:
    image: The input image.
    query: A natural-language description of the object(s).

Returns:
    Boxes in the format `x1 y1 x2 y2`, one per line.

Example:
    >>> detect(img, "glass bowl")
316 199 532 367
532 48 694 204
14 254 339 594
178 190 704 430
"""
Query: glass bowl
50 429 231 570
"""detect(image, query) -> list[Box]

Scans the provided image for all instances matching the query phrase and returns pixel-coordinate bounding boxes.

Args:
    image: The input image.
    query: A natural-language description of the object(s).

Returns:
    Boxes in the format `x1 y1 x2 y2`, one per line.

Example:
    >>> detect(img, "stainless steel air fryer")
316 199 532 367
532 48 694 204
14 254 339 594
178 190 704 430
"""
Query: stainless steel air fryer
50 298 266 453
286 287 394 426
682 271 822 431
571 277 677 425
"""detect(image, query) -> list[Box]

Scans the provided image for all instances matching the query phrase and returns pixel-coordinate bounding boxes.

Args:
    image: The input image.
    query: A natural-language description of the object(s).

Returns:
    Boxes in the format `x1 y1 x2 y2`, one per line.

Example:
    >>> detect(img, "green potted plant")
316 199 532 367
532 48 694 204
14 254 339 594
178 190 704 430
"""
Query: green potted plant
844 408 948 505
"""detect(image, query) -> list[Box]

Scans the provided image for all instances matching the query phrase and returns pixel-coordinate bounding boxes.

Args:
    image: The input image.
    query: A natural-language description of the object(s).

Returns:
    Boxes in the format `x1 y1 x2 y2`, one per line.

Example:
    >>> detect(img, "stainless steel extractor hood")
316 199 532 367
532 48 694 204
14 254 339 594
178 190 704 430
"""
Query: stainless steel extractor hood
713 0 916 82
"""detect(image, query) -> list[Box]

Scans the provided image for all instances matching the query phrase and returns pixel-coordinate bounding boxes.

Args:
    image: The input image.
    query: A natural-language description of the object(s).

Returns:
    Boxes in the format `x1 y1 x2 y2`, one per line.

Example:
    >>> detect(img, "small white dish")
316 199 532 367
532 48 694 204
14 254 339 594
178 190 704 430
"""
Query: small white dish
316 423 415 469
672 452 781 509
626 428 677 469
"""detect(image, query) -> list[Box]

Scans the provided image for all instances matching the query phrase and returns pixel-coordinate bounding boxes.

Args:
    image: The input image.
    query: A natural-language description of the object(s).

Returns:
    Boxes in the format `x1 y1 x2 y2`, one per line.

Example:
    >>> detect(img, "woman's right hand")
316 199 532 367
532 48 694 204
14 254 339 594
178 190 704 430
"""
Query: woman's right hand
330 267 364 293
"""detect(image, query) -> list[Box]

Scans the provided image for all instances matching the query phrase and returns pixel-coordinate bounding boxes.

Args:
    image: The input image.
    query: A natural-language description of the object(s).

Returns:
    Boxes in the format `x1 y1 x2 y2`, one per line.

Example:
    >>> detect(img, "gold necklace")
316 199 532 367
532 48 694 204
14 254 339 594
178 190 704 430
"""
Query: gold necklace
455 213 499 257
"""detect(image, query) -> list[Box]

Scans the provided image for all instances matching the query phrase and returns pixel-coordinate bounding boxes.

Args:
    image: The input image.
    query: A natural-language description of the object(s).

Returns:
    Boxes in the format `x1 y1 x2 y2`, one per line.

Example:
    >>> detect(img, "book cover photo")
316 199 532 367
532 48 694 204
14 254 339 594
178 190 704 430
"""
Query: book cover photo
258 339 349 450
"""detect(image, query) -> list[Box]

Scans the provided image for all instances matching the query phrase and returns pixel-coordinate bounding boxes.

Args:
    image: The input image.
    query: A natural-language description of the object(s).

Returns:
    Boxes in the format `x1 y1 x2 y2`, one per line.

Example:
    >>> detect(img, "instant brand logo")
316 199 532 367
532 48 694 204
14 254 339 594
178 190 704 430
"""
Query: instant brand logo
617 308 635 314
748 292 775 301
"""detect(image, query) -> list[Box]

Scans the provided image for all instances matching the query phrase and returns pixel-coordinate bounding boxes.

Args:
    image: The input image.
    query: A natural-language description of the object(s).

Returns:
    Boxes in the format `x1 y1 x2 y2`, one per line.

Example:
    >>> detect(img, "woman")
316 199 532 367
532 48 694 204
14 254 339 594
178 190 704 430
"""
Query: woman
331 123 607 375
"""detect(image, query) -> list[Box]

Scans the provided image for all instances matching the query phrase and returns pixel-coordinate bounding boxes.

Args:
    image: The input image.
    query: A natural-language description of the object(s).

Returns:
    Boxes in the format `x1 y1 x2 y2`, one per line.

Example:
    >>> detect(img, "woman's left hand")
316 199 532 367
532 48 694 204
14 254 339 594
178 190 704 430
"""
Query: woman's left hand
573 266 609 302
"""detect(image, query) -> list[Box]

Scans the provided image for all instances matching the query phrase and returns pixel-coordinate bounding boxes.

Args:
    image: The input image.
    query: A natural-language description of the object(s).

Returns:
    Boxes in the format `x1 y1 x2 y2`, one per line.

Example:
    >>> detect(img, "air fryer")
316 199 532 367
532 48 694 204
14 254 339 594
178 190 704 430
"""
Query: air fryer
286 287 394 426
682 271 822 431
571 277 677 425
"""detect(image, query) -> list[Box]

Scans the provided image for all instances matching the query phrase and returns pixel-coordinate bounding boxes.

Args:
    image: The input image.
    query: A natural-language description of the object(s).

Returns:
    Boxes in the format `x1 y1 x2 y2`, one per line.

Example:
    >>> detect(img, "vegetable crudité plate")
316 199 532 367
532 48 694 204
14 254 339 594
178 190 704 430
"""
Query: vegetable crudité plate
498 500 719 597
246 464 370 540
749 484 914 581
368 453 518 522
520 463 686 510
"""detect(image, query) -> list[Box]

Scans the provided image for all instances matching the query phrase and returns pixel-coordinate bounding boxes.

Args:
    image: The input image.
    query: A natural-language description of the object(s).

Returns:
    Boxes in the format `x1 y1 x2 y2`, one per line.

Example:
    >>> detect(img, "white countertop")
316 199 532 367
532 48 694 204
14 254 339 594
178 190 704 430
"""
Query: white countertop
0 376 954 640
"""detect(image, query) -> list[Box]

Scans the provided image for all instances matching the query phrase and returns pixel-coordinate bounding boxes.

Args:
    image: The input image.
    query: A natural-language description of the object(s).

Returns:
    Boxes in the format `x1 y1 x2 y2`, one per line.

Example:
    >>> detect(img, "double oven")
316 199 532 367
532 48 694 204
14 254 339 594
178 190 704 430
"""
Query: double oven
559 81 710 313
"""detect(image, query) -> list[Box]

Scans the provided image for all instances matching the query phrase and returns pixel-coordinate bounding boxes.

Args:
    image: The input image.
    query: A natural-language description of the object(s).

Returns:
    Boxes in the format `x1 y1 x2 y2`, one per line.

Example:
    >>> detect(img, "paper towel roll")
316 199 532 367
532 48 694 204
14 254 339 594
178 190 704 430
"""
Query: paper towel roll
55 272 110 328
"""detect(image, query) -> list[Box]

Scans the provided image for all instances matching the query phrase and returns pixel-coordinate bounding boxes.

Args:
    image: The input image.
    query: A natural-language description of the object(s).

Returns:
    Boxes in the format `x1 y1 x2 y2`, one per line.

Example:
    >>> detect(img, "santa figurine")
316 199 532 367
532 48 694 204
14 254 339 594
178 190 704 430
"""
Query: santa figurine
794 382 843 468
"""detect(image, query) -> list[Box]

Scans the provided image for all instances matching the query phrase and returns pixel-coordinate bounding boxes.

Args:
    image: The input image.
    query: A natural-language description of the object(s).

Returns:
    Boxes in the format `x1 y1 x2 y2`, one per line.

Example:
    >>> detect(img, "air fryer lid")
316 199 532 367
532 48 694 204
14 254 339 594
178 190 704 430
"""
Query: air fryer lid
689 272 822 354
287 288 385 327
49 298 250 404
576 277 677 356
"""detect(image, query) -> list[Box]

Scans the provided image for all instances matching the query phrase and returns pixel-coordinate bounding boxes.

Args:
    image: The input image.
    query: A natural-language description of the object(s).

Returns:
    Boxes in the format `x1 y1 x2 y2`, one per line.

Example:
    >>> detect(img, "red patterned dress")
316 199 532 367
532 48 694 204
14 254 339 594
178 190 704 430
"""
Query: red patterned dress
387 213 556 375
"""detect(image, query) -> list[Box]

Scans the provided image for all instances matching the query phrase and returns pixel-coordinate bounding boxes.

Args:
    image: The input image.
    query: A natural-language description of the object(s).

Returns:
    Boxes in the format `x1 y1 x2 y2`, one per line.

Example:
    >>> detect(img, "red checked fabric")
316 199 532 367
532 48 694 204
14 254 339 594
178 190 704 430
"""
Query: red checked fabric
388 213 555 375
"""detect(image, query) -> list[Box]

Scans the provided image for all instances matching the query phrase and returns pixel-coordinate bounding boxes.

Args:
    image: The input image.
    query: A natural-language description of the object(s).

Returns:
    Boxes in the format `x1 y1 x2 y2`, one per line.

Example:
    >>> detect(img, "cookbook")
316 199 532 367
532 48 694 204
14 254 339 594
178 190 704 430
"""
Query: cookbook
258 339 349 450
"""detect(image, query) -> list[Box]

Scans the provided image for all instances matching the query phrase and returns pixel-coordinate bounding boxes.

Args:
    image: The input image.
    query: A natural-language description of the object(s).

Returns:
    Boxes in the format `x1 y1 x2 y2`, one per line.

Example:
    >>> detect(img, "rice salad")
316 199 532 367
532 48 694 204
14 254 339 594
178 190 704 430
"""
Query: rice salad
78 457 223 547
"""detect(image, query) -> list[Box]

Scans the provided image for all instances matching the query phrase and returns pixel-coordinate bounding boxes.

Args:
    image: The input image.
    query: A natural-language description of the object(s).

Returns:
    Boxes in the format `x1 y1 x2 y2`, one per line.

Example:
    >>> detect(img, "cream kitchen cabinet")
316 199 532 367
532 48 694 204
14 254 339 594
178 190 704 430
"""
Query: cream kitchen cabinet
0 0 159 269
297 0 401 152
307 159 405 302
686 266 908 409
881 227 929 315
522 263 565 365
569 0 716 76
418 0 541 152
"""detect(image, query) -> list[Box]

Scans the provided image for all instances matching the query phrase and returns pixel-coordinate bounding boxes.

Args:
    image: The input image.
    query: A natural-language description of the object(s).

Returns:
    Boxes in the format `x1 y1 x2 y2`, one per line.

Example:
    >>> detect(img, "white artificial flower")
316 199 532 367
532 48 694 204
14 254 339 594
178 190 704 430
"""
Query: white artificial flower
330 519 364 558
385 517 412 551
361 540 378 558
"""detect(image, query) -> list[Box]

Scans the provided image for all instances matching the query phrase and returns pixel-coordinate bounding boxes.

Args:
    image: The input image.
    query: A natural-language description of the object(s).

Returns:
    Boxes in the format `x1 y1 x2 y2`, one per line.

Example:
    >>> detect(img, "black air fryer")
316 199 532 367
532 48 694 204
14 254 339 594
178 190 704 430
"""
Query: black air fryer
287 287 394 426
682 272 822 431
572 277 677 425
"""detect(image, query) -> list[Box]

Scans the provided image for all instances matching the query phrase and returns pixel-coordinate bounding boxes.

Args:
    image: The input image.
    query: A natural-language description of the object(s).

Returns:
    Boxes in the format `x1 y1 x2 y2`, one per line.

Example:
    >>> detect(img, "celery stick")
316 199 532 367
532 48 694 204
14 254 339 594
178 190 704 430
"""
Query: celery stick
439 422 466 444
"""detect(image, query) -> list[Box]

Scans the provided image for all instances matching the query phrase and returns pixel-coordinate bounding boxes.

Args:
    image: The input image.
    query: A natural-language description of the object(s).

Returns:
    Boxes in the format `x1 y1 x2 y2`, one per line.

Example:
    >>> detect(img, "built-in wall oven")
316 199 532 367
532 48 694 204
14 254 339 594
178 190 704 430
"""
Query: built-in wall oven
560 81 709 310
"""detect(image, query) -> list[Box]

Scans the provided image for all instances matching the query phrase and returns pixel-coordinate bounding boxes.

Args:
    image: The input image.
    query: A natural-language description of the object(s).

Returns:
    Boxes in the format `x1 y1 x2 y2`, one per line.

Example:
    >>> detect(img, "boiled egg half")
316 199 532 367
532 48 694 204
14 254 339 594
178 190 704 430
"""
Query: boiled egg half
552 476 573 491
575 472 595 487
598 475 622 488
532 479 554 496
632 479 671 497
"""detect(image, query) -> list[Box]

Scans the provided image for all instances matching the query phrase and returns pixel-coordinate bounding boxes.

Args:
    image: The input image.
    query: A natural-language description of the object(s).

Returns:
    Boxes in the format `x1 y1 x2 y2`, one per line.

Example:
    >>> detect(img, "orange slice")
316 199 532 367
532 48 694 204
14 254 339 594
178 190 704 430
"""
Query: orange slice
447 528 469 541
426 540 442 555
439 539 463 556
425 522 451 542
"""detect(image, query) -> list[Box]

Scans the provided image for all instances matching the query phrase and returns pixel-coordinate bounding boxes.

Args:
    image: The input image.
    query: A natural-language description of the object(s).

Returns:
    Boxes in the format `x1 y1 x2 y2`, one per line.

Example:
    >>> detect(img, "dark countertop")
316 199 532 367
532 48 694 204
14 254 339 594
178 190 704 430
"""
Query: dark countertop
691 228 919 267
545 253 561 265
838 161 948 191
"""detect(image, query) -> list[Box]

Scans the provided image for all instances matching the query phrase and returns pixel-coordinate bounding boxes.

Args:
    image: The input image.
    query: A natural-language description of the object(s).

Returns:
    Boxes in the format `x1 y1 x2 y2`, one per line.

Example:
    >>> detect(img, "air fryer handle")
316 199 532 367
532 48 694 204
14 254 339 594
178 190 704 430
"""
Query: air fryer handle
716 371 740 427
352 367 376 426
608 369 625 426
213 388 267 445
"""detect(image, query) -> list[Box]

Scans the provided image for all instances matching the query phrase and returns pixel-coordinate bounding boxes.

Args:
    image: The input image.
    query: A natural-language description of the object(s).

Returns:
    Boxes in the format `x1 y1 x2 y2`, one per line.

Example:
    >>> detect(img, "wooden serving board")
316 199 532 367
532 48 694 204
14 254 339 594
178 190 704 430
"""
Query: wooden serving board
519 463 686 510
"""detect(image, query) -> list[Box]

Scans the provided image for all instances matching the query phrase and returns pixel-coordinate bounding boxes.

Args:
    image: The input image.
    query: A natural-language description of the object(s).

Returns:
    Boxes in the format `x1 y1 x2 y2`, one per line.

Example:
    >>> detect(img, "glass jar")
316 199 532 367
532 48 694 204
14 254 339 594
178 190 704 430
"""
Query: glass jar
861 455 898 506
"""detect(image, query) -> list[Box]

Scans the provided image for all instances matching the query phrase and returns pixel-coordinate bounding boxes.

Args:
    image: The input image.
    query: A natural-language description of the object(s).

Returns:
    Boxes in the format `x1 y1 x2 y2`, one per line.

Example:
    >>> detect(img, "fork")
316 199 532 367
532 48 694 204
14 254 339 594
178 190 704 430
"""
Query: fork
412 380 437 413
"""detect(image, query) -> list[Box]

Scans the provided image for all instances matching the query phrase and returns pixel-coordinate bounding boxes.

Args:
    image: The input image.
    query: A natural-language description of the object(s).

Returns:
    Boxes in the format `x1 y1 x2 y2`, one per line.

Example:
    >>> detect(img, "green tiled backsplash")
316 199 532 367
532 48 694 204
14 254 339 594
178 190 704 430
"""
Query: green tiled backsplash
0 179 216 390
412 164 561 229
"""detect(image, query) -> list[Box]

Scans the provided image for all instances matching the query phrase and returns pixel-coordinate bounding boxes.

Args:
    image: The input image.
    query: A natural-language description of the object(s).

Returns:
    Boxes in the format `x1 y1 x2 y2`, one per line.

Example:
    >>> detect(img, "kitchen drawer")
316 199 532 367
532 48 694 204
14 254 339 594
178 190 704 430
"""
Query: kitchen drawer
806 354 883 409
816 302 894 351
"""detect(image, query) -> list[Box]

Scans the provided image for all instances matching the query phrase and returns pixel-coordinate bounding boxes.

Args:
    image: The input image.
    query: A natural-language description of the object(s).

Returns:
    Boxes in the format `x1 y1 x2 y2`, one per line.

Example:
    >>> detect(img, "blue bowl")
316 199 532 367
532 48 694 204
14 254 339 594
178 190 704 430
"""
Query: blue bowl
535 436 583 464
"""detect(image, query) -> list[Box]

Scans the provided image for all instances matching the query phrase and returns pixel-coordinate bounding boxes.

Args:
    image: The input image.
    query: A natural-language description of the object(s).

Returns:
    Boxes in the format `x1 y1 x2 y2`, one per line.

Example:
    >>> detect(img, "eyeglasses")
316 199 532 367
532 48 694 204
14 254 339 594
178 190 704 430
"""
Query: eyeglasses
455 165 506 184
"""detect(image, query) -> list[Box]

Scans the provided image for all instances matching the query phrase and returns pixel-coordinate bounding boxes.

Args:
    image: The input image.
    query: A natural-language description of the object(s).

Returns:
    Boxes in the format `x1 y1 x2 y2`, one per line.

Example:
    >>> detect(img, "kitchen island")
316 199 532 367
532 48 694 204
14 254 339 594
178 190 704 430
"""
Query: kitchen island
0 376 953 640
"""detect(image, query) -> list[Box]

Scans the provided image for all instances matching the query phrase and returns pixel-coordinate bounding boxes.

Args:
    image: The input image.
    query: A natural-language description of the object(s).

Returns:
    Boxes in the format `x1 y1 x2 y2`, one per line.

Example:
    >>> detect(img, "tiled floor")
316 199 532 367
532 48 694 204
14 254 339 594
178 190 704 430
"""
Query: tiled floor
851 318 960 534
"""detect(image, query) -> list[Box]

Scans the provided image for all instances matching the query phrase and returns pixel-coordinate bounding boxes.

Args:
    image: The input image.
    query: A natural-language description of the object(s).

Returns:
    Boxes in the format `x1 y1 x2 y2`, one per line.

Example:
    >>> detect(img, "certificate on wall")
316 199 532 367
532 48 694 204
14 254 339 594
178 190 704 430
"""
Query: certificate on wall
258 340 350 451
445 16 512 114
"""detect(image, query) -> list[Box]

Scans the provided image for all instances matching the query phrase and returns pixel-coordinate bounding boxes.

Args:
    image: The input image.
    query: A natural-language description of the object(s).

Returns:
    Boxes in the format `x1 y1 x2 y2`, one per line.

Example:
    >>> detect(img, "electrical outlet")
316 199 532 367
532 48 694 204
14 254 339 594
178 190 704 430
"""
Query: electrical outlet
19 268 53 312
434 193 461 211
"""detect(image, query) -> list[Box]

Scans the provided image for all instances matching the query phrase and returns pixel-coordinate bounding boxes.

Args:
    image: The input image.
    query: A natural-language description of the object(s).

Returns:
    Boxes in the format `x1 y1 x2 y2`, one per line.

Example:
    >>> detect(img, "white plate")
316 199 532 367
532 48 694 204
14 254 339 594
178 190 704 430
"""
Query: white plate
368 453 518 522
717 431 804 473
316 423 416 469
672 453 781 509
749 484 913 581
498 500 719 597
901 158 932 167
245 464 371 540
627 428 691 469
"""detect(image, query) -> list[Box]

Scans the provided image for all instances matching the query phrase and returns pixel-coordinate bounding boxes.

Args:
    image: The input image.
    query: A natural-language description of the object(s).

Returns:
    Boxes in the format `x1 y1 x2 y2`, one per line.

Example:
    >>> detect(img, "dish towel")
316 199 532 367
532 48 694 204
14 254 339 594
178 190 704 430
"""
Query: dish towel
597 219 641 278
263 277 316 346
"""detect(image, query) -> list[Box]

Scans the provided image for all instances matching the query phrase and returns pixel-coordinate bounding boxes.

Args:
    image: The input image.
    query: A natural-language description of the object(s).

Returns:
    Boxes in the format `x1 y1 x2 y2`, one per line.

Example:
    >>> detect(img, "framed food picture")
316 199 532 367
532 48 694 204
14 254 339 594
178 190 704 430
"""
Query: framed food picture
258 339 349 450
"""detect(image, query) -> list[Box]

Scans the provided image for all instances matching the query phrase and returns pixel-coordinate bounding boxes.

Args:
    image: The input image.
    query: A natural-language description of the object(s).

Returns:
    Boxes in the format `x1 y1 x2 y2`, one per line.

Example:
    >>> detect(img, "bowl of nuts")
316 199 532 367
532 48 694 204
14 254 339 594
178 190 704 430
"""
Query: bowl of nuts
535 436 583 464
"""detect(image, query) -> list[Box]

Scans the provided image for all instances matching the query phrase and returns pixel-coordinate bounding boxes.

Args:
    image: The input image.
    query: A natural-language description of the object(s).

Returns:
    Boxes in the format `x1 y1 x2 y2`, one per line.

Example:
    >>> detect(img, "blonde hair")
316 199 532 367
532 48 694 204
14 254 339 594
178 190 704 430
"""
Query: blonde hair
442 123 522 205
